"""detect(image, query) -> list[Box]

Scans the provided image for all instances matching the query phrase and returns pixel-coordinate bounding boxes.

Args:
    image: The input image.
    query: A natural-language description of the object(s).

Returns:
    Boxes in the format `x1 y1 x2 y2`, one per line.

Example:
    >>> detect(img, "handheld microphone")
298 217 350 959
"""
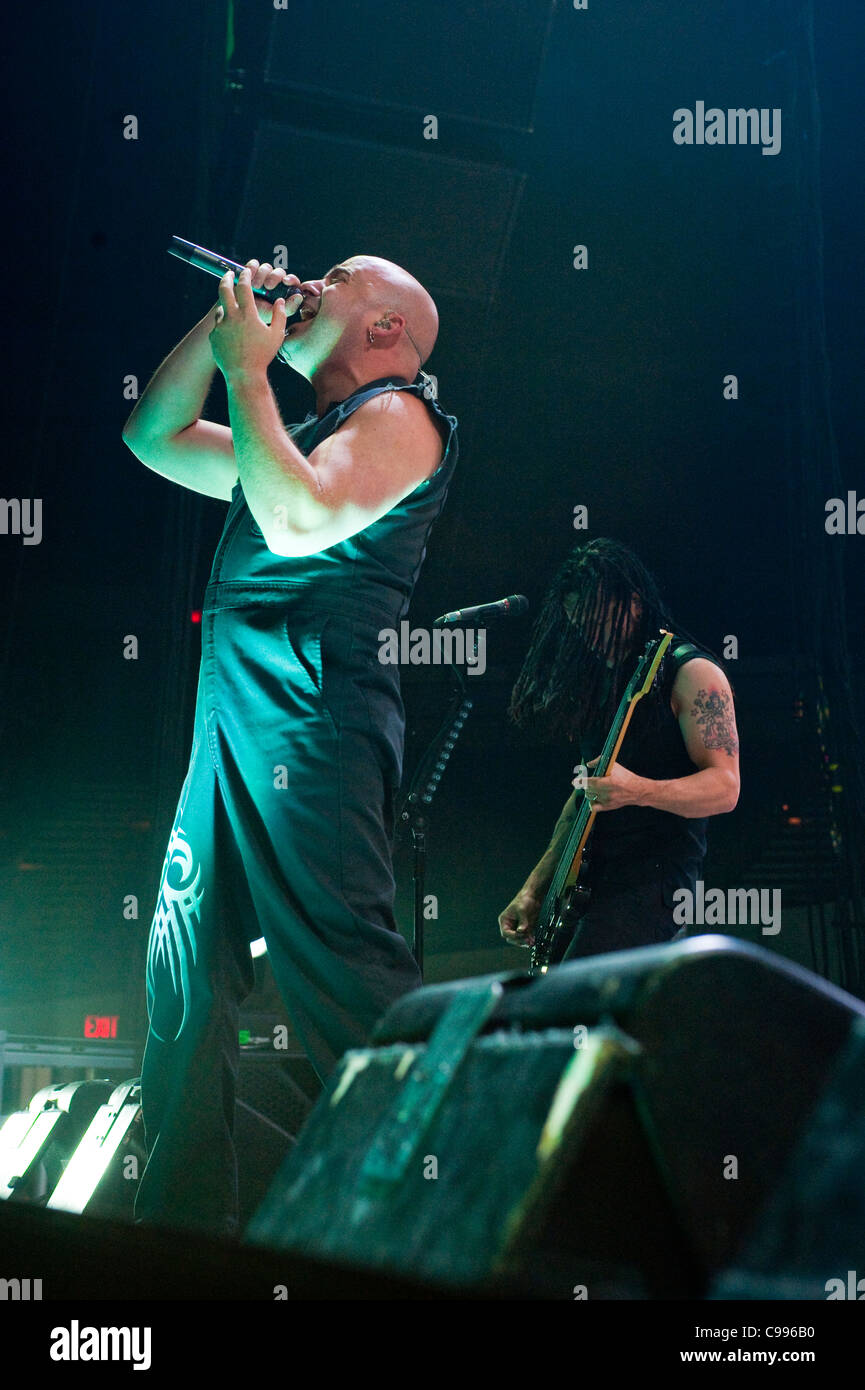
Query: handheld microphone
167 236 304 313
433 595 529 627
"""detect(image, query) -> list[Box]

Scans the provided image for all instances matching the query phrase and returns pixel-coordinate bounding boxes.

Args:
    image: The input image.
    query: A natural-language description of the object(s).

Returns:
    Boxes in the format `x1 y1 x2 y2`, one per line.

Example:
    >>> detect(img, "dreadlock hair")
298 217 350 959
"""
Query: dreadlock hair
508 538 675 744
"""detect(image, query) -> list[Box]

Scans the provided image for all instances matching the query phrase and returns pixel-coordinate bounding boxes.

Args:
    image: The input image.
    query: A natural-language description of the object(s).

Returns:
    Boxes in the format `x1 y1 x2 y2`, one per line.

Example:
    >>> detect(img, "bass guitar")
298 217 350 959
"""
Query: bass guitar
529 629 674 975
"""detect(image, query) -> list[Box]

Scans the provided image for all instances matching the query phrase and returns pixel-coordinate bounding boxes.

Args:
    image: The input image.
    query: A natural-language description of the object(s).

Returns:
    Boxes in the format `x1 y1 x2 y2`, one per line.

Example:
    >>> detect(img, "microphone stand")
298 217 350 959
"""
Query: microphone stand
397 640 478 976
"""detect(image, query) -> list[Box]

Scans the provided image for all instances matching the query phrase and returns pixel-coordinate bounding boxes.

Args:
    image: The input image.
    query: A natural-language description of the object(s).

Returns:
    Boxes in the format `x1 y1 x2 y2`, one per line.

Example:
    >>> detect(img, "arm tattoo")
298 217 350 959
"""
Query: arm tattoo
691 689 739 757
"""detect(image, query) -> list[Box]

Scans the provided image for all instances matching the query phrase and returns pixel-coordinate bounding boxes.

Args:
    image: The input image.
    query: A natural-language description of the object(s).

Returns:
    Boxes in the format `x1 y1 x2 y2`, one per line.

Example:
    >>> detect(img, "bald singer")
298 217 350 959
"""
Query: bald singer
123 253 458 1235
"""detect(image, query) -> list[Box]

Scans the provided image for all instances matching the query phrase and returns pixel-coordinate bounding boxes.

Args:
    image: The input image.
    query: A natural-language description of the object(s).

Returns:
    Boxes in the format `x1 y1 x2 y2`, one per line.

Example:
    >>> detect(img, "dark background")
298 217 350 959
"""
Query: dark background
1 0 863 1050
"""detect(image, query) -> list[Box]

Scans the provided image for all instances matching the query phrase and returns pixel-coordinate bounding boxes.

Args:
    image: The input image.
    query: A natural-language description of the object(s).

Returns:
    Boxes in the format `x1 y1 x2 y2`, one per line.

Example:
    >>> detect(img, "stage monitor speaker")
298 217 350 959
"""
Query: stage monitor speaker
710 1014 865 1300
247 935 865 1298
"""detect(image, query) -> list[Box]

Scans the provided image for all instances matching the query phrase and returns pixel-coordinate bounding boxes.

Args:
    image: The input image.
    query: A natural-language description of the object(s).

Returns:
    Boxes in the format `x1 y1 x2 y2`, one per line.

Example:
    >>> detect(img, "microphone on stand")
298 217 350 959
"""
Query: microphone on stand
167 236 305 313
433 595 529 627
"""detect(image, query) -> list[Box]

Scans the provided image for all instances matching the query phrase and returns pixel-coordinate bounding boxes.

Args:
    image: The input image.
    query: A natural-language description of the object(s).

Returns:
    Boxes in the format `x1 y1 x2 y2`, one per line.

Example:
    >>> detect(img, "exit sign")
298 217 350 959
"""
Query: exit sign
84 1015 118 1039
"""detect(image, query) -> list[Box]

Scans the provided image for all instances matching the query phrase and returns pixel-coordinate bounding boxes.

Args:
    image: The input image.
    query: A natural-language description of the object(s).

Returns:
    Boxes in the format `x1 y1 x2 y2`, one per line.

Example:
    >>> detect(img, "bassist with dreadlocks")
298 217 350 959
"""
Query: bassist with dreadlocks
498 539 740 963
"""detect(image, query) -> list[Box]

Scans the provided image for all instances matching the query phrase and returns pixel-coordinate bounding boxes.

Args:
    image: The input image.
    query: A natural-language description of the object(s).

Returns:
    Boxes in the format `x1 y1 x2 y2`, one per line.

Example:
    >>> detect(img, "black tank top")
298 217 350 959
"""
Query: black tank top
207 374 458 628
580 640 725 882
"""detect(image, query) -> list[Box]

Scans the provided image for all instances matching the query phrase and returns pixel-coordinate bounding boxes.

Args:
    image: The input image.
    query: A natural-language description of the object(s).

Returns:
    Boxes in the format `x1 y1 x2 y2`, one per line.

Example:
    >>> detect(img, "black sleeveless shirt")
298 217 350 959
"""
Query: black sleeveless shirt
579 640 725 888
206 374 458 629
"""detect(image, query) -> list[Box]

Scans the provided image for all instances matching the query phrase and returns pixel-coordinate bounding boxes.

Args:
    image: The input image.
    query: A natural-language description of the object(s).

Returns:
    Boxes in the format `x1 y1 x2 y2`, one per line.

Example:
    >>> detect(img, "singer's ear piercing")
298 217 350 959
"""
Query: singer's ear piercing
368 328 375 345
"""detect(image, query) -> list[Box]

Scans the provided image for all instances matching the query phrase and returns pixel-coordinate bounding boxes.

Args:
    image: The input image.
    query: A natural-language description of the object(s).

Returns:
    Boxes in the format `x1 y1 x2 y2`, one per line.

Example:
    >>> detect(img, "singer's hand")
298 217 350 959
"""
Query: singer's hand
243 260 303 324
210 267 296 380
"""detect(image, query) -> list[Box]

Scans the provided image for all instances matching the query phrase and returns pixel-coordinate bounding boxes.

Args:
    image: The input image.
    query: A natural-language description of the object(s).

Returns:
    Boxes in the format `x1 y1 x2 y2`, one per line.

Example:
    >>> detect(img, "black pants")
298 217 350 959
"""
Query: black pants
134 590 422 1236
562 856 685 961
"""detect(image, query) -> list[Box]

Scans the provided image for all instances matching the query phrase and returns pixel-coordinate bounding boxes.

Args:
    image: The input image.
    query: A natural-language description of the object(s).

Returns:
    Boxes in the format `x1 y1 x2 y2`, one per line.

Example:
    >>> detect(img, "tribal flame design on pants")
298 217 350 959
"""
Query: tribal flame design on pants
135 599 425 1234
146 824 204 1043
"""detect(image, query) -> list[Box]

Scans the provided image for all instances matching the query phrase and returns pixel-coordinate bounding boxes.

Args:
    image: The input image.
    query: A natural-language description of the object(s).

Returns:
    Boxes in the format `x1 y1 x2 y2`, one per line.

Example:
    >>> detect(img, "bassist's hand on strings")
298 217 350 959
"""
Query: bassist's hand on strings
498 888 541 948
499 783 581 948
